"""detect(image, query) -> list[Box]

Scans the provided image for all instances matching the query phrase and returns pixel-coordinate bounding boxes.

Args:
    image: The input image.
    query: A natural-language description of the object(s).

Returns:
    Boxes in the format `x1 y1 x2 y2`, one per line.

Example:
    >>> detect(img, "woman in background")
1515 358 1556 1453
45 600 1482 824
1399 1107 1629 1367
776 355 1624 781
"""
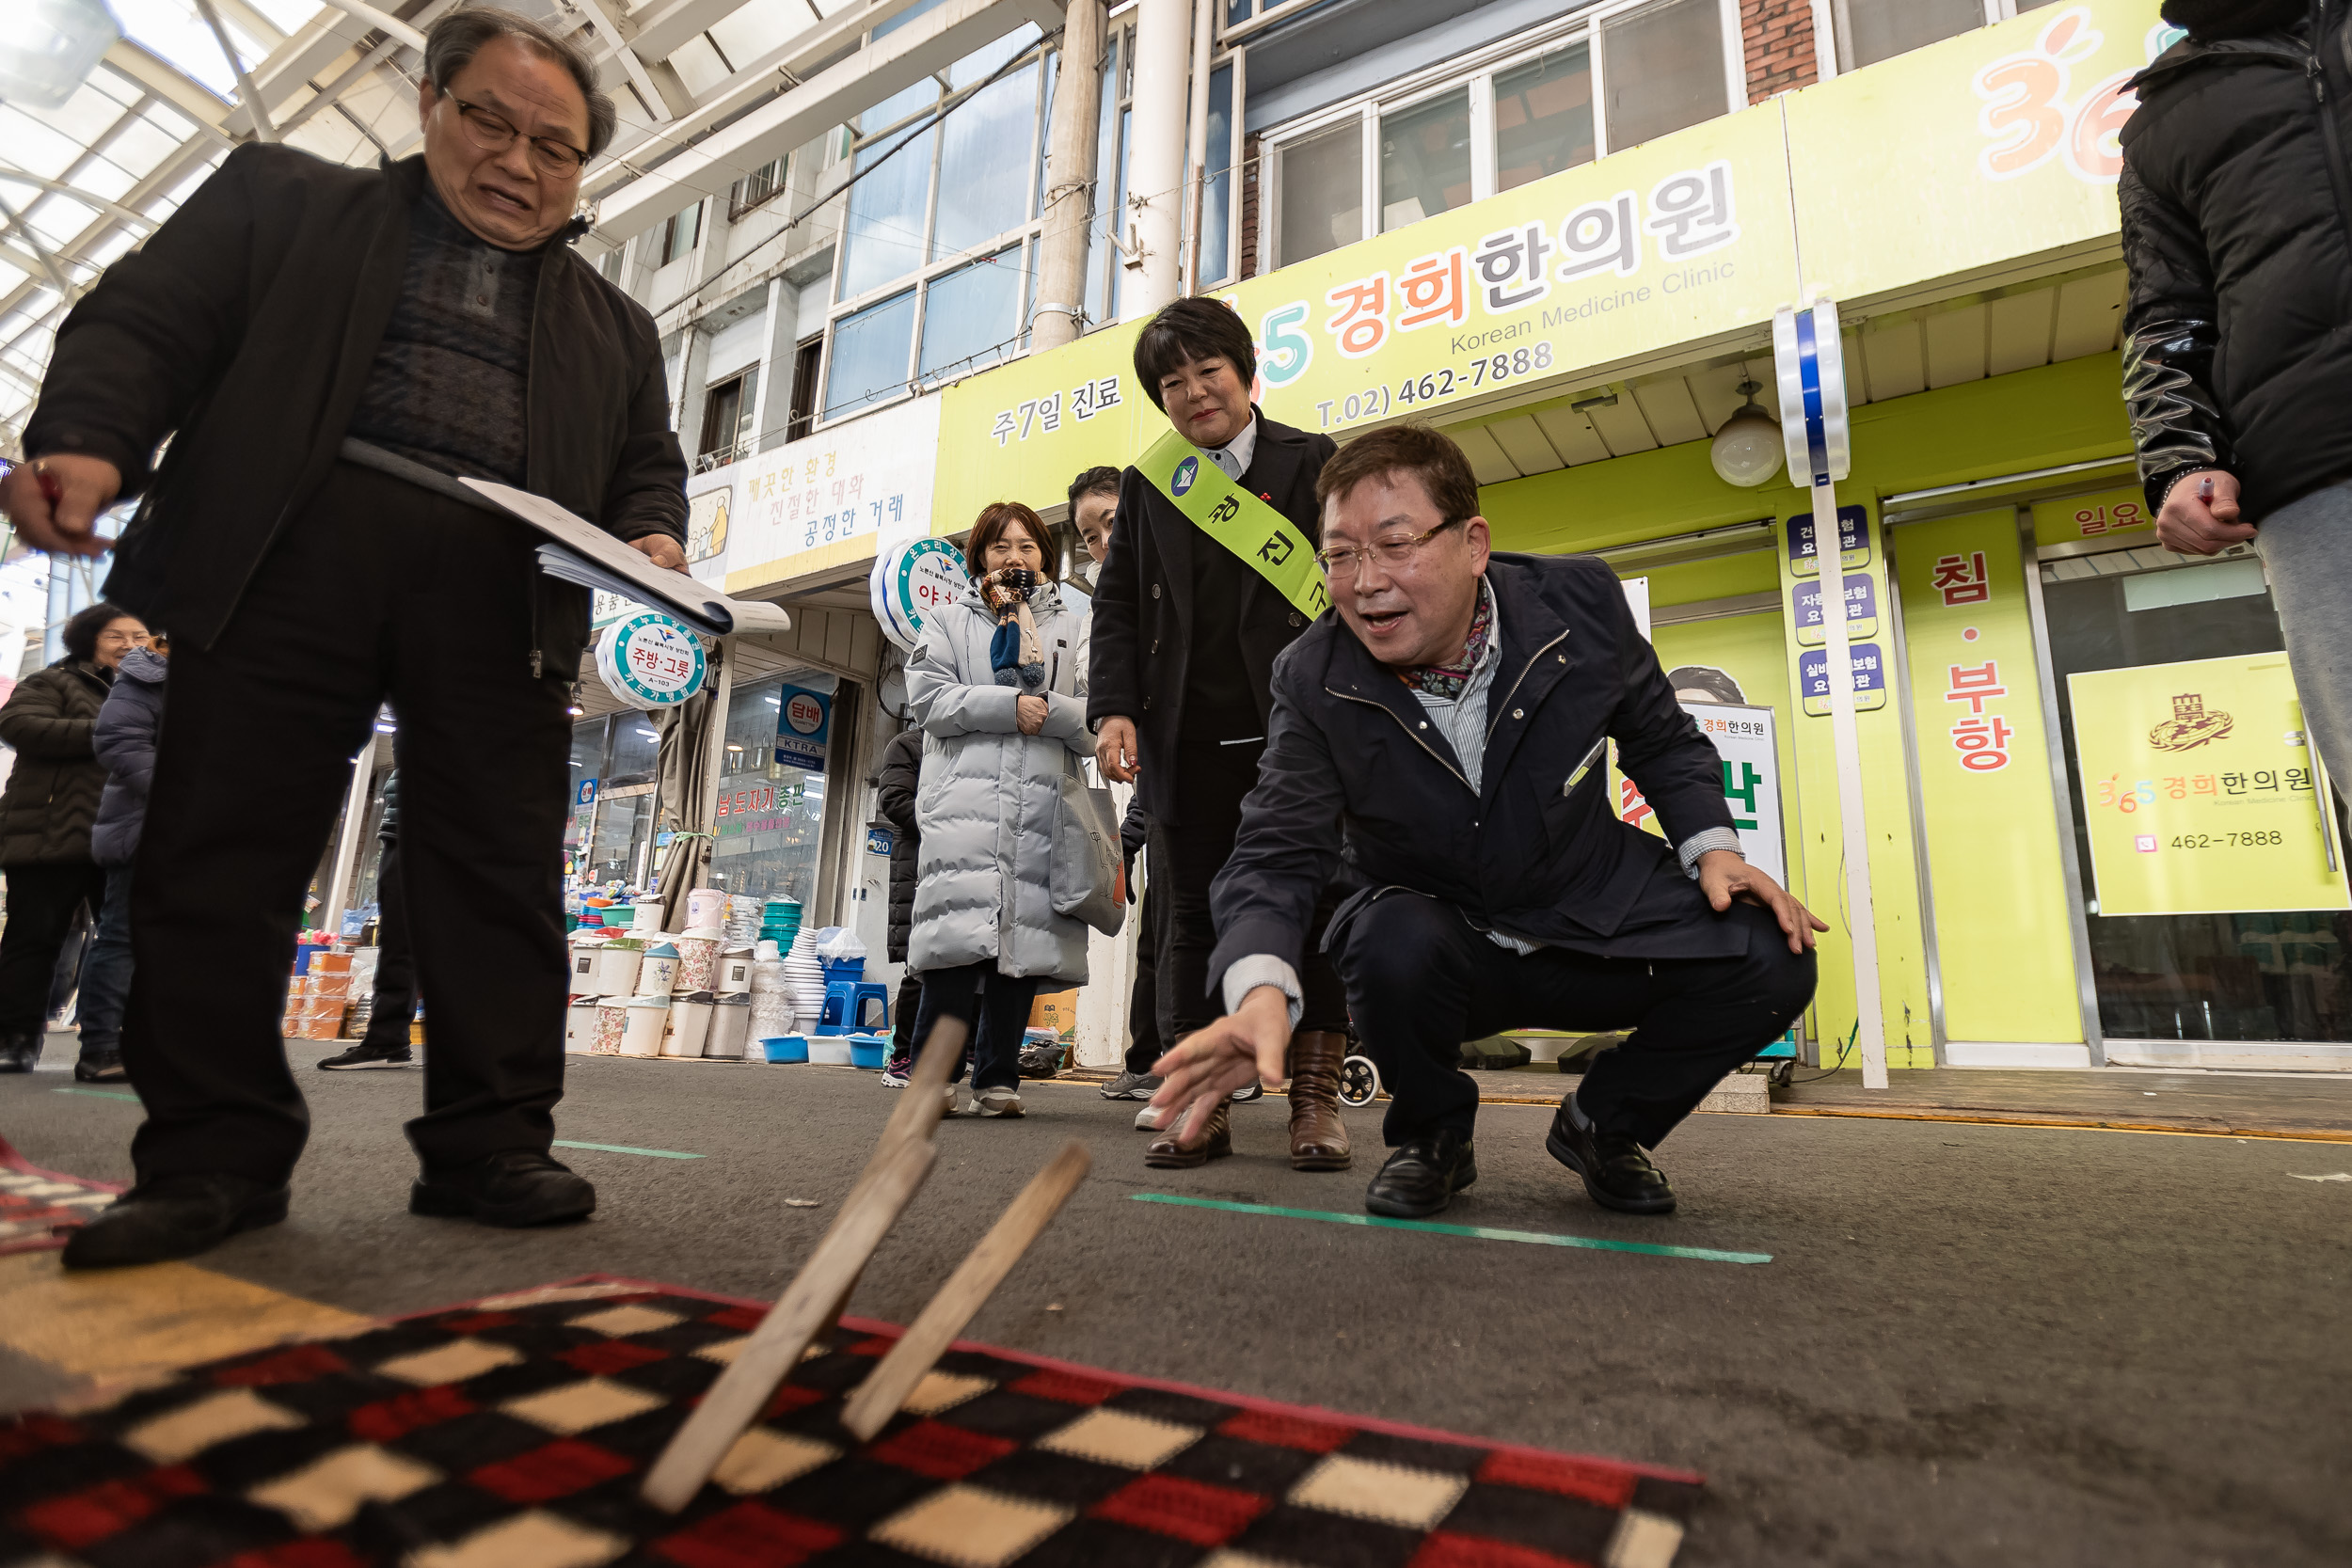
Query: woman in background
902 501 1091 1117
80 629 170 1083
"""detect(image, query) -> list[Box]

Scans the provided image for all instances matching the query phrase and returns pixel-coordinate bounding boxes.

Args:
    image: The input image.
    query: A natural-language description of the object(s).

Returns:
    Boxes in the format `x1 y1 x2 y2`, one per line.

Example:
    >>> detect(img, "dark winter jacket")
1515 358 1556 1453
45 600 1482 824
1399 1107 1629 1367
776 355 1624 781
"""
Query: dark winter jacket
0 659 114 866
90 646 167 868
1208 555 1743 988
378 769 401 848
873 727 922 964
1085 409 1336 824
22 143 687 659
2121 6 2352 522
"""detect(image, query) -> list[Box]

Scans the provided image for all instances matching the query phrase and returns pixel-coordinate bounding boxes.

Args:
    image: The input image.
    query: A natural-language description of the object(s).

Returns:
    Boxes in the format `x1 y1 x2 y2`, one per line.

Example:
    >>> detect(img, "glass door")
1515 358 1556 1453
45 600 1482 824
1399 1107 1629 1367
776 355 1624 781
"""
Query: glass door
2040 544 2352 1046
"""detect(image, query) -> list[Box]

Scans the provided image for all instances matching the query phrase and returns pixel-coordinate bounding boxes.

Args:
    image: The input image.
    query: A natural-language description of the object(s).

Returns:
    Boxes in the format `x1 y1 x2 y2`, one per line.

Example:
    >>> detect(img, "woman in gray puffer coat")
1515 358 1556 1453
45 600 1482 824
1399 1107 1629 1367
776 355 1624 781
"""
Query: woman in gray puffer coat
905 501 1092 1117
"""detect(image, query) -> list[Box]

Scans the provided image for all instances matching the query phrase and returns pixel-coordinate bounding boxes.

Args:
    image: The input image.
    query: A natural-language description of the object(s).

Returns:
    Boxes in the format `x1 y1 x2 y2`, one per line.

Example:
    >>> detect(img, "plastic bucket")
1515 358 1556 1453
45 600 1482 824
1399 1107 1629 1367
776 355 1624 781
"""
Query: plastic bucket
713 947 753 996
661 994 714 1057
675 930 722 991
564 998 601 1053
594 945 644 998
688 888 727 930
618 996 670 1057
761 1035 808 1064
639 943 681 997
593 1003 629 1055
808 1035 853 1066
848 1036 890 1070
631 899 666 932
705 996 751 1059
819 957 866 985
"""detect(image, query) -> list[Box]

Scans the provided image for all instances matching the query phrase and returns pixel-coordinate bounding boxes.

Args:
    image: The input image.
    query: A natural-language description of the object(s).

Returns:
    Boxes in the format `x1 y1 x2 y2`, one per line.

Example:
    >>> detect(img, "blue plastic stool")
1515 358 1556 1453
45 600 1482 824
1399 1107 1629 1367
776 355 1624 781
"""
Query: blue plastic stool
817 979 891 1036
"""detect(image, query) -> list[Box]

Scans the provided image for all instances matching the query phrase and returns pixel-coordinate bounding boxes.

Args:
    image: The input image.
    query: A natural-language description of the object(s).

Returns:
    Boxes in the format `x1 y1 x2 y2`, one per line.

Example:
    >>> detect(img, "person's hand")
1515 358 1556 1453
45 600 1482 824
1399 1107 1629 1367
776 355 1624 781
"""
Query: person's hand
1149 986 1289 1148
1697 849 1828 955
1016 694 1047 735
1 454 119 557
2155 469 2254 556
629 533 688 571
1096 716 1139 782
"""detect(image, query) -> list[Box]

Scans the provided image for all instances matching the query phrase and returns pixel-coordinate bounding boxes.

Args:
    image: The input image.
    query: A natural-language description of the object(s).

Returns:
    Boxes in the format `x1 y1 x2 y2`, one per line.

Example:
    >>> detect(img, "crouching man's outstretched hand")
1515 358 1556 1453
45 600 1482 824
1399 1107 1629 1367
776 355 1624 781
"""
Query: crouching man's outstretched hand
1148 985 1290 1149
1698 848 1828 955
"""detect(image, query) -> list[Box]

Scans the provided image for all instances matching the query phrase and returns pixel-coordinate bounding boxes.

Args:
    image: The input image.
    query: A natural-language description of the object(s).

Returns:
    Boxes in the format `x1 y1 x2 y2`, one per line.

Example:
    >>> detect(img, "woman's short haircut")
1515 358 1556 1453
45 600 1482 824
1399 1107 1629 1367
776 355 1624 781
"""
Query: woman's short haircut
965 501 1059 580
1133 296 1257 409
63 603 135 663
1311 424 1482 536
1667 665 1746 705
424 7 617 157
1067 466 1121 509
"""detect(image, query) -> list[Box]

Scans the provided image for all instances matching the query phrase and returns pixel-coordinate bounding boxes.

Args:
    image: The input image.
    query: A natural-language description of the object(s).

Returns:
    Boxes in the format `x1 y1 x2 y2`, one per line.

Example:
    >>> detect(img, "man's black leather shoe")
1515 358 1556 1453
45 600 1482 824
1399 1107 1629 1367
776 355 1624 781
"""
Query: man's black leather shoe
411 1150 596 1227
1363 1130 1477 1219
0 1032 40 1072
61 1173 290 1269
1546 1098 1677 1213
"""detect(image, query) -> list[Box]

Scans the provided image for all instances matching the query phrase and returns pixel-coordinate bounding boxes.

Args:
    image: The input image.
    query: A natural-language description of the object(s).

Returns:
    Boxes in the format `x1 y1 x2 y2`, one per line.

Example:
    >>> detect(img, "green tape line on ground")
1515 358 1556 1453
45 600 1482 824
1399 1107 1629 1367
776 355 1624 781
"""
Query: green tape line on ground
1130 1192 1772 1264
552 1139 703 1160
53 1086 139 1103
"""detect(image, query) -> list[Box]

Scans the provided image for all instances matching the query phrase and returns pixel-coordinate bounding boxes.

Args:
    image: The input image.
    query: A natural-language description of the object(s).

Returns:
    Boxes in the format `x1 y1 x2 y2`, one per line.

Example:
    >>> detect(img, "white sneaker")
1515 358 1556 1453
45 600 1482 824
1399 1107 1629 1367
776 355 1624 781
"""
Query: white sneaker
1134 1101 1168 1132
943 1084 976 1117
974 1085 1025 1117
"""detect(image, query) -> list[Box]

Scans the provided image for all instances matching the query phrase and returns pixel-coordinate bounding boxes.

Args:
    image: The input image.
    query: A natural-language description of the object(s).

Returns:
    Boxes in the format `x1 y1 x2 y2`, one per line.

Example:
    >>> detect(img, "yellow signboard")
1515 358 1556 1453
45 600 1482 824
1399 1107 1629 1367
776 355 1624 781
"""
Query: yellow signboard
2067 655 2350 916
2031 483 2153 547
1785 1 2169 304
934 108 1799 530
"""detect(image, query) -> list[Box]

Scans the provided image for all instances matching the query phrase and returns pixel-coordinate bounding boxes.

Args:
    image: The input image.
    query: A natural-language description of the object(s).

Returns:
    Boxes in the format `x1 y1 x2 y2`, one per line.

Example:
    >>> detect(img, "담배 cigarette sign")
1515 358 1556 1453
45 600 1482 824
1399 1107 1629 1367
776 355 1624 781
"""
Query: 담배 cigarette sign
2067 654 2350 916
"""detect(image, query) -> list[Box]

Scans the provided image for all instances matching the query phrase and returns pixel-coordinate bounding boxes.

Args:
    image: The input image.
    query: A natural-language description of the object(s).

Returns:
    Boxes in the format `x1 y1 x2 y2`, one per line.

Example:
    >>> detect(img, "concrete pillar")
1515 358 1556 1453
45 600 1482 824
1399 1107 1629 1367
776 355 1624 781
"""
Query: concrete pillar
749 275 796 454
673 327 713 460
1181 0 1213 294
1122 0 1189 321
1034 0 1104 350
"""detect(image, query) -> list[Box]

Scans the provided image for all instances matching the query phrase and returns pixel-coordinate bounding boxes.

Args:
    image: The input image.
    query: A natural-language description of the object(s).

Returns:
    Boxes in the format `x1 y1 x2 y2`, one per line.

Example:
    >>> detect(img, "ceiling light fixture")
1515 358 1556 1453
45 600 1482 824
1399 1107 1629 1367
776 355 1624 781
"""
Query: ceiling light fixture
1709 380 1784 488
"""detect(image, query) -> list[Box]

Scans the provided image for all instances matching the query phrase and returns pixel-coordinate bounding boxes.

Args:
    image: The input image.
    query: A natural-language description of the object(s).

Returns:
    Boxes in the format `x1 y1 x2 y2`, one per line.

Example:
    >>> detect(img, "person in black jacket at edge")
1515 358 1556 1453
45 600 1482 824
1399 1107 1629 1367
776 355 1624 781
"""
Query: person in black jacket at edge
872 726 926 1085
2122 0 2352 799
1088 297 1353 1172
0 8 691 1269
318 770 420 1071
1147 427 1823 1220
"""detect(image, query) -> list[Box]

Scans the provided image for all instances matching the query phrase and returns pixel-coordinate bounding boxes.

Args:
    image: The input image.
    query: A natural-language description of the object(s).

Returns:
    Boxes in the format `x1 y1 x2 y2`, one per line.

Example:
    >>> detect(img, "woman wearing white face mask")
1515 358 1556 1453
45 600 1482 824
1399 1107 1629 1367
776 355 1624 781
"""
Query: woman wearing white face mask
902 502 1093 1117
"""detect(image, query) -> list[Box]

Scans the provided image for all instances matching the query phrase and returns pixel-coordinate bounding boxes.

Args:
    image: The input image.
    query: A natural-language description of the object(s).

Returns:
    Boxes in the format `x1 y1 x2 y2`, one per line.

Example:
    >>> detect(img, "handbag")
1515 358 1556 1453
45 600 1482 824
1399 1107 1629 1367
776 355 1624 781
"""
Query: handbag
1050 755 1126 937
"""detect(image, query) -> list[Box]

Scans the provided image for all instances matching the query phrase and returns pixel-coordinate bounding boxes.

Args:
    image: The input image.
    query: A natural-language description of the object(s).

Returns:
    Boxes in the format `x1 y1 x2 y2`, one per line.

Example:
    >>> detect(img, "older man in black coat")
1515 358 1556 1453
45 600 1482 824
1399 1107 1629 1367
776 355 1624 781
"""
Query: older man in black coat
1151 427 1822 1220
0 8 689 1267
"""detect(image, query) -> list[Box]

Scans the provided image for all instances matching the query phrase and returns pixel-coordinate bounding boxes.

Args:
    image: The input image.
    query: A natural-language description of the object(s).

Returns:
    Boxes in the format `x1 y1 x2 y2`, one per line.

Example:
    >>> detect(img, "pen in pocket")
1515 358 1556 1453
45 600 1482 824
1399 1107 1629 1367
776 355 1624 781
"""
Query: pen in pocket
1564 736 1608 796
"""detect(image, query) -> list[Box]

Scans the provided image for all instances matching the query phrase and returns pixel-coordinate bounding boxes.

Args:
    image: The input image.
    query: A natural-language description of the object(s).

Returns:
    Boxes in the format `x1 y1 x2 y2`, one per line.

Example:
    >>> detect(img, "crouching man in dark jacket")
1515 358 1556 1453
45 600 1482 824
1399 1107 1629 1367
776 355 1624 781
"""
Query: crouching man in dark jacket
1149 427 1822 1219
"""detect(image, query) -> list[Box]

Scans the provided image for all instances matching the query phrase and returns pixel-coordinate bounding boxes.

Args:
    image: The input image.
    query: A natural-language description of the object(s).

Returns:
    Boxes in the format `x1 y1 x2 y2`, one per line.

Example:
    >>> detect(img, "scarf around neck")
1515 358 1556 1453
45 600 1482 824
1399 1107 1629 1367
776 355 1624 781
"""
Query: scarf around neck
980 568 1046 692
1396 585 1493 704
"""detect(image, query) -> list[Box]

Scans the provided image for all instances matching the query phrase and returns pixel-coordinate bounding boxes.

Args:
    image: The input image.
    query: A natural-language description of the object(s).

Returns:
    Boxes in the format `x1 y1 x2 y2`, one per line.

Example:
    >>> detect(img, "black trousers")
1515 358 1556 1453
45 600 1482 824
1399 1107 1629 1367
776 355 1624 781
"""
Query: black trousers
123 463 578 1184
1337 892 1816 1148
360 841 418 1052
886 974 925 1065
1123 881 1163 1074
1149 741 1346 1039
911 961 1042 1092
0 862 107 1037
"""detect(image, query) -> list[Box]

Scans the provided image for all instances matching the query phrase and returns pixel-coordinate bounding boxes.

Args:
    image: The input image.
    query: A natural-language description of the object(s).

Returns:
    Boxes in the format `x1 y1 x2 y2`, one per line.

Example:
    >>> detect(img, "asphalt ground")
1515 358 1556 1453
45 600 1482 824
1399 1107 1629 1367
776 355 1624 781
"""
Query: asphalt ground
2 1044 2347 1567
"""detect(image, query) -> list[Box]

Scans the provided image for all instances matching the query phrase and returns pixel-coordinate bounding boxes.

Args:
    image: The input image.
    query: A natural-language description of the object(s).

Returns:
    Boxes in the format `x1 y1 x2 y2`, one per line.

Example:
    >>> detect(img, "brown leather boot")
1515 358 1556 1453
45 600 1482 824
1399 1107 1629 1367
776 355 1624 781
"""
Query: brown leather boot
1145 1101 1231 1168
1286 1030 1353 1171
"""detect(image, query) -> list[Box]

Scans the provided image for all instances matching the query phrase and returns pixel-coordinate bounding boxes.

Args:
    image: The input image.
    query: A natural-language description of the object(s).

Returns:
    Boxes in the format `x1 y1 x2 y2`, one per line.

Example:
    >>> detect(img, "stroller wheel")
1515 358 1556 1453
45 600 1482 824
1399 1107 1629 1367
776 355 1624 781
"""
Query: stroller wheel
1337 1053 1381 1107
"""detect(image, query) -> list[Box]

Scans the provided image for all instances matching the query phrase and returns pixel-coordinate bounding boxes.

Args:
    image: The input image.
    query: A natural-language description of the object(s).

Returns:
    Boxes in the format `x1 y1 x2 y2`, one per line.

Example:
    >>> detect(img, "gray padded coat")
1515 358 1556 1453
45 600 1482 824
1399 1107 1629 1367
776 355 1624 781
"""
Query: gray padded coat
905 581 1092 984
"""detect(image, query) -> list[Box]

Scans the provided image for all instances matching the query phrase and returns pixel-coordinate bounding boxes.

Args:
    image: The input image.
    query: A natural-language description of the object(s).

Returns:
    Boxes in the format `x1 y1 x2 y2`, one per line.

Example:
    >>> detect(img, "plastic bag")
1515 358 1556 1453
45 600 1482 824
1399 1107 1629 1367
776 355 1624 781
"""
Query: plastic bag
814 927 867 962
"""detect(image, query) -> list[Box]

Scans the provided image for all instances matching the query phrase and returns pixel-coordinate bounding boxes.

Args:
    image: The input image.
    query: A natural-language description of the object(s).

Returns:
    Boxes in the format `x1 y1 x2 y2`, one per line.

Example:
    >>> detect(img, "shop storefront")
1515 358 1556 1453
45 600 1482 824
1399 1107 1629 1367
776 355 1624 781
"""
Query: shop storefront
908 0 2352 1071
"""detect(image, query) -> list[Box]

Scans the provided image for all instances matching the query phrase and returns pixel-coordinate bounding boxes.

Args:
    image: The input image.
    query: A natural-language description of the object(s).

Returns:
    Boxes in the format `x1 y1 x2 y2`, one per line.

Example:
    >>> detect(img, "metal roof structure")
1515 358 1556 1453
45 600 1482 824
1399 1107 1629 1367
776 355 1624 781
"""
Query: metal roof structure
0 0 1059 454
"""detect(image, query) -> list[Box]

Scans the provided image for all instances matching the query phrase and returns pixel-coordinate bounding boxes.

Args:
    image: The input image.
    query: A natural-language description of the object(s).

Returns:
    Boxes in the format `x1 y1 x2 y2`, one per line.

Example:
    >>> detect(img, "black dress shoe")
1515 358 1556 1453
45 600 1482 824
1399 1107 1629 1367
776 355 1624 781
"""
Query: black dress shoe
411 1150 596 1227
0 1032 40 1072
73 1050 127 1083
61 1173 290 1270
1363 1130 1477 1219
1546 1098 1677 1213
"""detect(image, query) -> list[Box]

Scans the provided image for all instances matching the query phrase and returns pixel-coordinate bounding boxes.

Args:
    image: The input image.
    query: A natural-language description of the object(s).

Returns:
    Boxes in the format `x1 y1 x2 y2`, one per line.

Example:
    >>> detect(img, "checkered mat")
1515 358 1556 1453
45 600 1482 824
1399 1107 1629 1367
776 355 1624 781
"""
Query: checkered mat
0 1137 121 1258
0 1275 1700 1567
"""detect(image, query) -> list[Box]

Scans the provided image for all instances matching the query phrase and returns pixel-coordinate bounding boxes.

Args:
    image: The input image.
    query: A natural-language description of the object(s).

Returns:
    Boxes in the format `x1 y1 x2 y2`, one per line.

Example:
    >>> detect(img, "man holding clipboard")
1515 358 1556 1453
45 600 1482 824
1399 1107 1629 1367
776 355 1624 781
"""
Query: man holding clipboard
0 9 687 1267
1088 298 1353 1173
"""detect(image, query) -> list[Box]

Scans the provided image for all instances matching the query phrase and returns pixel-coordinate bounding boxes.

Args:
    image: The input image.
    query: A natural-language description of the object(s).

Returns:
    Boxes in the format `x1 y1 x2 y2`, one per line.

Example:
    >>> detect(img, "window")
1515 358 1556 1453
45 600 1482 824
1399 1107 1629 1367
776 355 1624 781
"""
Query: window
1263 0 1739 271
597 245 626 283
731 155 786 219
658 200 703 268
700 368 758 462
787 336 823 444
1833 0 2062 73
1197 63 1237 288
822 24 1057 425
709 674 834 906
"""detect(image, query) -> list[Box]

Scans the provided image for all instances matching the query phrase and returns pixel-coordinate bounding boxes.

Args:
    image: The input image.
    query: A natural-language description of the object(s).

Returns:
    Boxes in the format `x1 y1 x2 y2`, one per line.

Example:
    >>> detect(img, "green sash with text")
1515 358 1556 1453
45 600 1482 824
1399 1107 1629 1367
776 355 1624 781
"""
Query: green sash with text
1138 429 1328 622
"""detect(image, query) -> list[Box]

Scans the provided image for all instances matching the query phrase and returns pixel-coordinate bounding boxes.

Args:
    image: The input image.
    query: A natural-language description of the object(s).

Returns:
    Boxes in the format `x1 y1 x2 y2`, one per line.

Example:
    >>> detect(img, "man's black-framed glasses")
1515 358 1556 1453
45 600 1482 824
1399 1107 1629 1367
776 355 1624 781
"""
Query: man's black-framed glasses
444 93 589 176
1314 517 1461 580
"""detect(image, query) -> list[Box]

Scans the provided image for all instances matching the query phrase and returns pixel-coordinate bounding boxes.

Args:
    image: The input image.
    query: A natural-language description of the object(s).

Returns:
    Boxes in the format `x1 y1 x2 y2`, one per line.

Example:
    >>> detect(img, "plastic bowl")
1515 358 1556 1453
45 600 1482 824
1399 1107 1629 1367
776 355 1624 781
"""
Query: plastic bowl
808 1036 853 1067
760 1036 808 1064
848 1036 889 1070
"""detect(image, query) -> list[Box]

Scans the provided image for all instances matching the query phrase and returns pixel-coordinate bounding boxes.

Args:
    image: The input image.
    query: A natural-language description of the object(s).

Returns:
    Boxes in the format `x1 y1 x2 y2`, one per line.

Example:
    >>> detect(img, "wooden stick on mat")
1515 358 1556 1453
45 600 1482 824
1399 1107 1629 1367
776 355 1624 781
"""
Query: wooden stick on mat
839 1139 1091 1443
